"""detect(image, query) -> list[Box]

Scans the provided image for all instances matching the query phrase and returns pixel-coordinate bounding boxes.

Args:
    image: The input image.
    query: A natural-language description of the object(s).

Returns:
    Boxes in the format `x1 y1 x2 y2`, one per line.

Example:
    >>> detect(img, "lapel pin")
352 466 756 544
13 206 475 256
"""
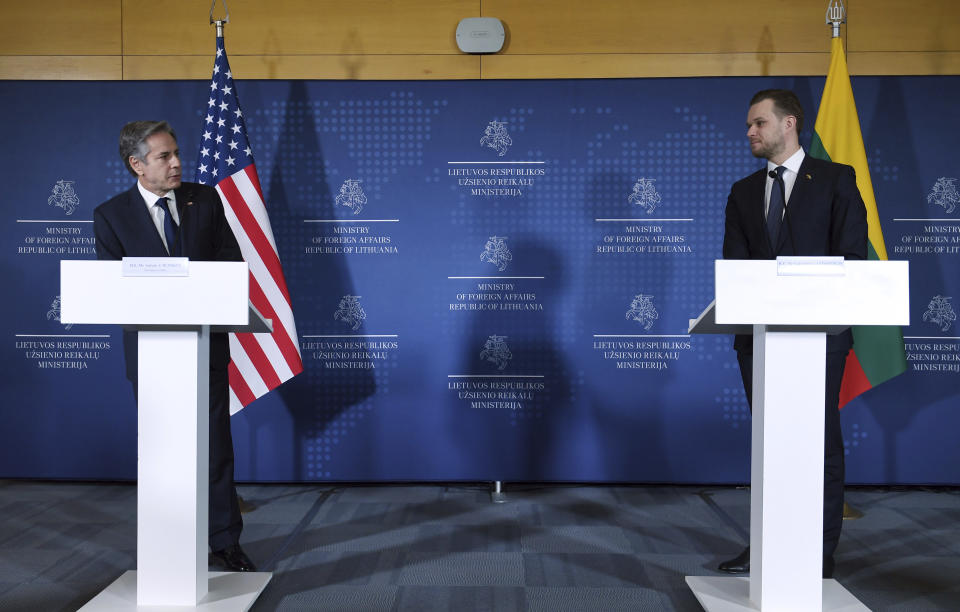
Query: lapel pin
805 173 812 180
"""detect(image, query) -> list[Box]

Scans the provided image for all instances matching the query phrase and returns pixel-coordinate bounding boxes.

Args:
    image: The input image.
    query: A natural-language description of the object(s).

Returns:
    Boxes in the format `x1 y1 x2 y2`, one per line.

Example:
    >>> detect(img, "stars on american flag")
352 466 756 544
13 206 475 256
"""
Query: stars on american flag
196 38 254 182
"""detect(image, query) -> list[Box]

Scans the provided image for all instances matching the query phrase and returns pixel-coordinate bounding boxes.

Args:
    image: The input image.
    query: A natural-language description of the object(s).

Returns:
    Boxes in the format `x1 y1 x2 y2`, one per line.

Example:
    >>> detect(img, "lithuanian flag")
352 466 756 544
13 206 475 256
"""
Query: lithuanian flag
809 37 907 407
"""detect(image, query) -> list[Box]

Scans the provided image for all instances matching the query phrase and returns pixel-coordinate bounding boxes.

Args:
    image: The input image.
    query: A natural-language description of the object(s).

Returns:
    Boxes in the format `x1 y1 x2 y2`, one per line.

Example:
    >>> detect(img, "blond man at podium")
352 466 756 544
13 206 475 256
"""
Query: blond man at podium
719 90 867 578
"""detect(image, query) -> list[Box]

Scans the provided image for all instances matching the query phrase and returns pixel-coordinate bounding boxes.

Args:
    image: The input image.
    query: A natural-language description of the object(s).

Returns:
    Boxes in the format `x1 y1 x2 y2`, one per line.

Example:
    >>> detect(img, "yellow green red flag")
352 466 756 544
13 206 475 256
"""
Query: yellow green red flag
809 37 907 407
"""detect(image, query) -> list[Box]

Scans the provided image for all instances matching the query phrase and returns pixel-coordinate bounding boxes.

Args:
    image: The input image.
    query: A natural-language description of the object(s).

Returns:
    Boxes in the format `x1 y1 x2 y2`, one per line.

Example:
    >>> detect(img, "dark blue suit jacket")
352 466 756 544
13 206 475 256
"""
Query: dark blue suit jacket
94 182 243 380
722 154 868 352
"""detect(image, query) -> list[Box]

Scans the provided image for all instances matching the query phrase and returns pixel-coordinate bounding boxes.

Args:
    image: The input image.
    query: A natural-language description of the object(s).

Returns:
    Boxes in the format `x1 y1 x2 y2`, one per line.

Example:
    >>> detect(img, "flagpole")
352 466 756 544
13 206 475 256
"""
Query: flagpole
824 0 865 523
207 0 261 516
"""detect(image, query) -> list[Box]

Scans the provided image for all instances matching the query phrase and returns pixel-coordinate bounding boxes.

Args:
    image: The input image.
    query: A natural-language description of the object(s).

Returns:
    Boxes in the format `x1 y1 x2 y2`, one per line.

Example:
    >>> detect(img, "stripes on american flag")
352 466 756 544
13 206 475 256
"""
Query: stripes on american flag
195 36 303 414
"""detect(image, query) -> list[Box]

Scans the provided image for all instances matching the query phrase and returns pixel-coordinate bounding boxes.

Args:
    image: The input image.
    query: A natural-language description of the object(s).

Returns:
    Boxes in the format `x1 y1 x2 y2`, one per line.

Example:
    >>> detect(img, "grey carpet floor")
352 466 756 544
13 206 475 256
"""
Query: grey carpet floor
0 482 957 611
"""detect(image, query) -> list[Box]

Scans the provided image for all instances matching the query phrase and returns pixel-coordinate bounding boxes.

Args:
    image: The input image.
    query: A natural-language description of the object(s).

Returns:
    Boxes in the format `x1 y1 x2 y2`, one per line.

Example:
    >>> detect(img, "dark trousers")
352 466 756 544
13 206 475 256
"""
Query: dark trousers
736 349 847 559
132 367 243 552
208 367 244 552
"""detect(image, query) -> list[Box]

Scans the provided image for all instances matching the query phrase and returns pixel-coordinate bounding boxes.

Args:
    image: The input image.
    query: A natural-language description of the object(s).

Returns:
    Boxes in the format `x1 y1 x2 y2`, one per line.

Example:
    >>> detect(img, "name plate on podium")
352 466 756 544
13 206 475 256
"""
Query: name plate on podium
122 257 190 277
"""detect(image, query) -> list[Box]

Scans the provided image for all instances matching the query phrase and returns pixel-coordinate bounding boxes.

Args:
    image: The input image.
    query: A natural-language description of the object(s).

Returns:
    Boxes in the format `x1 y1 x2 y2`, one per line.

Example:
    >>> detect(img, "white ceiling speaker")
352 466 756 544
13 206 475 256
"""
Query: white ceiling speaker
456 17 505 54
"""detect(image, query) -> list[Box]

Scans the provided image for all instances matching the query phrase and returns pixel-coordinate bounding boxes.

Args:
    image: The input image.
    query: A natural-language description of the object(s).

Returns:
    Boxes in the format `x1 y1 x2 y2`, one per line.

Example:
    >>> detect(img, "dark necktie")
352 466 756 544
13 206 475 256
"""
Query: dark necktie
766 166 786 246
155 197 178 255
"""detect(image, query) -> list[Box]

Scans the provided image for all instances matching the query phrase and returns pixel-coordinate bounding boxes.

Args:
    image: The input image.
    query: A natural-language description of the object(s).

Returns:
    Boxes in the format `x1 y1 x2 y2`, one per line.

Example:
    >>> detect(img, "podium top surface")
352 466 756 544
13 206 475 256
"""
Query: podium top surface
60 260 249 327
689 299 849 336
715 259 909 327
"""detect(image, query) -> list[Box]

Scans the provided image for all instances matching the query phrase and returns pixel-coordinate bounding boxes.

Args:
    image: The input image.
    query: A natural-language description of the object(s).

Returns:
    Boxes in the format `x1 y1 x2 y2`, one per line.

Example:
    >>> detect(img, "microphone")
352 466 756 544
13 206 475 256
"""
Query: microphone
769 169 798 256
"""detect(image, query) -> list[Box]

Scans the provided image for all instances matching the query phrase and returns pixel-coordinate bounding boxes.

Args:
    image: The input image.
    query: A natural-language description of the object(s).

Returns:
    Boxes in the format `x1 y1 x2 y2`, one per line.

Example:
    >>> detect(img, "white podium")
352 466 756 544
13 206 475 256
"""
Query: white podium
60 259 273 611
686 258 909 612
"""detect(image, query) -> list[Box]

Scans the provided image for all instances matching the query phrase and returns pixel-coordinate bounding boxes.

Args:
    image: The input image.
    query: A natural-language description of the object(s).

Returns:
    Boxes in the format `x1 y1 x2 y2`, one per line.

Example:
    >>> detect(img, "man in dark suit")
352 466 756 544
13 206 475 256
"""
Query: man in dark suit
94 120 255 572
718 90 867 578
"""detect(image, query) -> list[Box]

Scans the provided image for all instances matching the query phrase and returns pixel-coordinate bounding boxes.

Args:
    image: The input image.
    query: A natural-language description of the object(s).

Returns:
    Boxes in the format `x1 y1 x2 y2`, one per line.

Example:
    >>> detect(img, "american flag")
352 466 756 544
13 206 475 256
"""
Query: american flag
195 36 303 414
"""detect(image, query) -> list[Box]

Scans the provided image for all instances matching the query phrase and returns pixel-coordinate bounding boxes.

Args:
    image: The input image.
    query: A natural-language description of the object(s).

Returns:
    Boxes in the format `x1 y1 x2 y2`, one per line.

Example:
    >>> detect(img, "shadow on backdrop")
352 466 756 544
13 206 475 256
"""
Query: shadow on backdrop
252 81 376 480
448 235 573 480
857 76 952 482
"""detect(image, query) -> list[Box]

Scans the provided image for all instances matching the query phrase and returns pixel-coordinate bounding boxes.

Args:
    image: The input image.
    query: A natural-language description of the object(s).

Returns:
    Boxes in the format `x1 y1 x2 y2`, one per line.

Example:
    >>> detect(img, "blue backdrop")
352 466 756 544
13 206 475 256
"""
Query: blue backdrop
2 76 958 483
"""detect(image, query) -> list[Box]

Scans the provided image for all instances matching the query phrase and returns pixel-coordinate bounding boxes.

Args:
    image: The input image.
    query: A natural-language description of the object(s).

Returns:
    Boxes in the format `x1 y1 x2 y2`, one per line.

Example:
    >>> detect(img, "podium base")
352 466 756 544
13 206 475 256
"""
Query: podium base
79 570 272 611
685 576 869 611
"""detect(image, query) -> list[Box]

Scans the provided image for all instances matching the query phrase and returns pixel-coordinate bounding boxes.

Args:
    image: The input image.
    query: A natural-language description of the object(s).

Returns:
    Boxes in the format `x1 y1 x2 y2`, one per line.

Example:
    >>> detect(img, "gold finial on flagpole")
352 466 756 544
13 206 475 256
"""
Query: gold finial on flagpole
826 0 846 38
210 0 230 36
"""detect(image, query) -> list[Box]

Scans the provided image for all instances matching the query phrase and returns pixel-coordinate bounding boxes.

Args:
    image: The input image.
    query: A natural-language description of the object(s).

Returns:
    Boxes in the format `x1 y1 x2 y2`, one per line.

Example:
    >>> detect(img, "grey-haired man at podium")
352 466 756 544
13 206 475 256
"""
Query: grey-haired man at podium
719 90 867 578
93 120 256 573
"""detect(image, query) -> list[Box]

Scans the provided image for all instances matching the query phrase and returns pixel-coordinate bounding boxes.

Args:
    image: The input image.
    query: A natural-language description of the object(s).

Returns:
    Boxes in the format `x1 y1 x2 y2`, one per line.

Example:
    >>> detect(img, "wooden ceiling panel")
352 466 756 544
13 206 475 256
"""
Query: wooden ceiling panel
122 54 480 80
483 0 831 55
0 0 120 55
847 0 960 52
481 53 832 79
122 0 476 56
0 56 122 80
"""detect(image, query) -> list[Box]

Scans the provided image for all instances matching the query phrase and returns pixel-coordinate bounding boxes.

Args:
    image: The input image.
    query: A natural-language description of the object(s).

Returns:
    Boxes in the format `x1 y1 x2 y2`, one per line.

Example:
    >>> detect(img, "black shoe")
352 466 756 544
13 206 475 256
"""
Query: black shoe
211 544 257 572
718 546 750 574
